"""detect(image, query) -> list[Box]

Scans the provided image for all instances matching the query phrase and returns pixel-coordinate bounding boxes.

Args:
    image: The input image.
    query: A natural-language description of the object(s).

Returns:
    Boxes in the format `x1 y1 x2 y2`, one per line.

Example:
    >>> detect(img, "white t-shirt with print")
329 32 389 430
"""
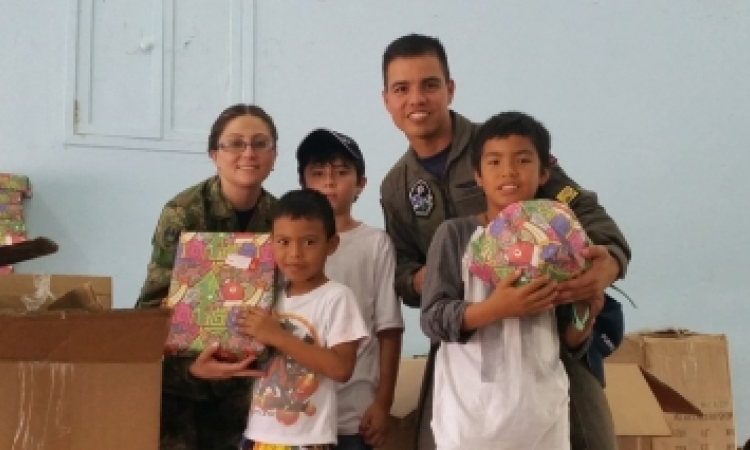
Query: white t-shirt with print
432 226 570 450
244 281 369 446
325 223 405 434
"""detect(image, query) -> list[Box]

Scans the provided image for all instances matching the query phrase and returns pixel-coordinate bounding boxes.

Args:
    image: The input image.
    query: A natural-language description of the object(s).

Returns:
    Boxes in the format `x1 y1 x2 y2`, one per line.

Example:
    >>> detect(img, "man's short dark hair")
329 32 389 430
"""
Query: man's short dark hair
382 34 450 87
471 112 552 174
271 189 336 239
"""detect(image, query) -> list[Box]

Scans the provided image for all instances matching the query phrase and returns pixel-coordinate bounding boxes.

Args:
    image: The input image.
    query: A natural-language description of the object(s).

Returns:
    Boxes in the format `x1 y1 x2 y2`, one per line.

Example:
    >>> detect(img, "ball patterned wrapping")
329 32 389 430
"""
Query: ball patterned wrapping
468 199 590 286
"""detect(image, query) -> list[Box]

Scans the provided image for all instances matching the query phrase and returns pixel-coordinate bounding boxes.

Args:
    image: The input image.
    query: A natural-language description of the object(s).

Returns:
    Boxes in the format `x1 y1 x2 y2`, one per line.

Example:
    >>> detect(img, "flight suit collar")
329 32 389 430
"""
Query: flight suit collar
404 110 475 178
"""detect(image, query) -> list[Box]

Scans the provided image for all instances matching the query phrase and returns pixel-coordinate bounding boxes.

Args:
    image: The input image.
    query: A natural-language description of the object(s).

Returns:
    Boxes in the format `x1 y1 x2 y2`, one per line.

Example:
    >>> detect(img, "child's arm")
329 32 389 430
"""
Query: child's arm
421 221 558 342
238 307 361 383
360 233 404 447
359 328 401 446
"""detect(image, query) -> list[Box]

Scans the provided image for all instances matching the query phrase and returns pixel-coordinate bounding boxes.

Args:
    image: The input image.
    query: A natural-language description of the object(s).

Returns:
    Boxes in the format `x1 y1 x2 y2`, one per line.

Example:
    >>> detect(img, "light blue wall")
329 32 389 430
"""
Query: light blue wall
2 0 749 440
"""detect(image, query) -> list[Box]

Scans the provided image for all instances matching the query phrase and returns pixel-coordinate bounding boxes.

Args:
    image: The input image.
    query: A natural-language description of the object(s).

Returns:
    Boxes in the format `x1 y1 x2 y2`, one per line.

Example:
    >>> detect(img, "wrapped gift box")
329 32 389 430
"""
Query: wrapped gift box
0 204 23 221
0 190 23 205
0 173 31 198
164 232 278 362
0 221 26 237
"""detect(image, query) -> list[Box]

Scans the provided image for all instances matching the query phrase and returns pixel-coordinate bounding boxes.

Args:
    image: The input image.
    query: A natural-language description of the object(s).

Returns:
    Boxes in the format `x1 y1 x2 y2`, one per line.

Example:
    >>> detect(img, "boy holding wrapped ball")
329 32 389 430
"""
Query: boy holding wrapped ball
420 112 598 450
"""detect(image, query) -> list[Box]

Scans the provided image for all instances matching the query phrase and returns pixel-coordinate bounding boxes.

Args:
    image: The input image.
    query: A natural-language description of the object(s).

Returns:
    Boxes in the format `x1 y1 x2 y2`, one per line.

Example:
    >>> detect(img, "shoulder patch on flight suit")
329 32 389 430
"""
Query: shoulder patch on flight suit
556 185 579 204
409 179 434 217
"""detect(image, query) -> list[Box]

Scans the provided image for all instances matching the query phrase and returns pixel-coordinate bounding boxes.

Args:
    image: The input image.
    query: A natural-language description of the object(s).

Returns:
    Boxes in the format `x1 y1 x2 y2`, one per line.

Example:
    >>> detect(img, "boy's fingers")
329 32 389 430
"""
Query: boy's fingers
500 269 523 287
521 276 554 295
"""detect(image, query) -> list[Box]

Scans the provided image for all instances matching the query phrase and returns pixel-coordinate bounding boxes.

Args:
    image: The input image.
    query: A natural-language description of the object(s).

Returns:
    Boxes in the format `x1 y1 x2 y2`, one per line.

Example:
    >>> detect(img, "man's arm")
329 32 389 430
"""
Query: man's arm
380 198 425 308
540 163 631 278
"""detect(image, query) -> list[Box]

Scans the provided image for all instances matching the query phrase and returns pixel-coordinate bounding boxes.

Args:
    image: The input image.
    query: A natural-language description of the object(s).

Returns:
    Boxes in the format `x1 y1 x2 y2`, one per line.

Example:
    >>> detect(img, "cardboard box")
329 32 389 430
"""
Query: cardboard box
0 274 112 310
608 330 736 449
604 363 702 449
0 308 171 450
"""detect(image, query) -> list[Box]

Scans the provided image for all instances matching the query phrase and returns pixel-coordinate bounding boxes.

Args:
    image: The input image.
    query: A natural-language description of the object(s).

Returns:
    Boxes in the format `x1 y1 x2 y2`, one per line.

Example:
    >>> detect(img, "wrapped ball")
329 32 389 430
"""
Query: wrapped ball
468 199 589 286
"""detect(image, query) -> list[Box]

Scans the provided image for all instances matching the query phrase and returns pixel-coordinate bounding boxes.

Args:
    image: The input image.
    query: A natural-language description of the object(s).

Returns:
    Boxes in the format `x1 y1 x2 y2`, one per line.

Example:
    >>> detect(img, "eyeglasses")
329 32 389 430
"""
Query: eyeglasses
218 137 275 154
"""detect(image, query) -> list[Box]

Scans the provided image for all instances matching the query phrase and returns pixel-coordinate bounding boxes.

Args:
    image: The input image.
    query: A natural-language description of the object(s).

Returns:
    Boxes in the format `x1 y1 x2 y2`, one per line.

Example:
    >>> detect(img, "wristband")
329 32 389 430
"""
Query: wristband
572 304 590 331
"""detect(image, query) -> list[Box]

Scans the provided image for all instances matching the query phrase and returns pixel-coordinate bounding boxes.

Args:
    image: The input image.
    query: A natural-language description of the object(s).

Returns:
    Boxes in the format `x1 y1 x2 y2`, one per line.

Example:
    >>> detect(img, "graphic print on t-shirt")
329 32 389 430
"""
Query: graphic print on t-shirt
251 312 321 426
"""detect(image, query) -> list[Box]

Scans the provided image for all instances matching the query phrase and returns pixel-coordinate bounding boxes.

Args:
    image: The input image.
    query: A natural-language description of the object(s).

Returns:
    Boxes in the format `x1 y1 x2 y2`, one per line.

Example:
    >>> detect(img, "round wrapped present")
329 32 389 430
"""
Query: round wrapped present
468 199 589 286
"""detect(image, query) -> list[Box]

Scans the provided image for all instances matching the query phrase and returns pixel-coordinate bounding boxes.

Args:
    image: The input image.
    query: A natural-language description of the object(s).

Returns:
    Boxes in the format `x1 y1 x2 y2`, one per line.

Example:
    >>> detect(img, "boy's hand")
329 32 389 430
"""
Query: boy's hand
360 401 389 447
188 343 265 380
237 307 284 346
487 270 558 319
556 245 618 304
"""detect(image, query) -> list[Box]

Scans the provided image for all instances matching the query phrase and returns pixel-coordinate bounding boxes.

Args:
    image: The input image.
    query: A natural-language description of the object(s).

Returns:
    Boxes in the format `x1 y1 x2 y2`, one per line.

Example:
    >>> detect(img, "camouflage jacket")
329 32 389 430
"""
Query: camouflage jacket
135 175 276 400
380 111 631 308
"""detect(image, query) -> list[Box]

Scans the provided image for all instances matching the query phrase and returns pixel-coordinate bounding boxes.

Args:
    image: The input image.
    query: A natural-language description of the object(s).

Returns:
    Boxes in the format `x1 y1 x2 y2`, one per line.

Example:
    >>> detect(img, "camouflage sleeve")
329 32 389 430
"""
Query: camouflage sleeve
540 163 631 278
381 198 424 308
135 204 187 309
135 204 211 399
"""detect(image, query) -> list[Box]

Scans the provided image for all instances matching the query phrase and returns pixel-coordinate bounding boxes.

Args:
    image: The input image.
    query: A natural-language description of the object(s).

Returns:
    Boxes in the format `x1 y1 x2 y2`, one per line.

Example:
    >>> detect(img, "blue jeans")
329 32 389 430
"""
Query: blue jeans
335 435 372 450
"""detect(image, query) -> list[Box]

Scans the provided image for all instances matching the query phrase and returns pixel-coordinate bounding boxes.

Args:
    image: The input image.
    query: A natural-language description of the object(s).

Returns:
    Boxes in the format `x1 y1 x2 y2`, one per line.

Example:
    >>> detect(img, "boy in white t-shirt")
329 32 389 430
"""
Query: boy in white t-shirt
296 129 405 450
196 188 369 449
421 112 597 450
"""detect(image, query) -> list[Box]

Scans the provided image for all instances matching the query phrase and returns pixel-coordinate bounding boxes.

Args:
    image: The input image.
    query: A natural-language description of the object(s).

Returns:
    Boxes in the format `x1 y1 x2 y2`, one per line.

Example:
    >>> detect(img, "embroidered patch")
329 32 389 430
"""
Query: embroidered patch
409 179 434 217
556 186 579 204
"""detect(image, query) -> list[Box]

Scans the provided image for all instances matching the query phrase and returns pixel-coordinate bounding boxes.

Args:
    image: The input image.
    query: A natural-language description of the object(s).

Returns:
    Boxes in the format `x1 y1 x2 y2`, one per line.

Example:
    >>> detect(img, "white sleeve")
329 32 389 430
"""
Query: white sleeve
372 232 405 333
325 286 369 348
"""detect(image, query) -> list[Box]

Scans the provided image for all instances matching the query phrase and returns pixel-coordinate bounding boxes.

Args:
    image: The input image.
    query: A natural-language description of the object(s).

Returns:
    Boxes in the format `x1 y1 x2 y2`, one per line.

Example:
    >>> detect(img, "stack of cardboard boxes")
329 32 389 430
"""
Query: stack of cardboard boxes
0 172 32 274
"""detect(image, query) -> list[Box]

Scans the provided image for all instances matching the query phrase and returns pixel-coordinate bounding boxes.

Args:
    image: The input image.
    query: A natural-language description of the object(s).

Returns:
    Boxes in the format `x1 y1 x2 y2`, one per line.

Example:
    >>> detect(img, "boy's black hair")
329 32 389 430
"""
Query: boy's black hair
382 34 450 87
271 189 336 239
471 112 552 174
296 128 365 183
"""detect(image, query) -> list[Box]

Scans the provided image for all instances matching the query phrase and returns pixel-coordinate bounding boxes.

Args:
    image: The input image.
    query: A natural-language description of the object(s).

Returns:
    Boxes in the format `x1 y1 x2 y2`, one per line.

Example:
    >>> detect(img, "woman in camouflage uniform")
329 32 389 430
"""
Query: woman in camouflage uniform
136 104 279 450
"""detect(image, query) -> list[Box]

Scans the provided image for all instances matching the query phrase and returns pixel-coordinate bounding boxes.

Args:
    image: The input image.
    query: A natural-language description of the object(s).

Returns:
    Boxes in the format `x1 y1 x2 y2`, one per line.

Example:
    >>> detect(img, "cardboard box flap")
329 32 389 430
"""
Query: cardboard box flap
605 364 673 437
640 368 702 415
635 328 698 337
0 309 171 363
0 274 112 309
390 356 427 418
